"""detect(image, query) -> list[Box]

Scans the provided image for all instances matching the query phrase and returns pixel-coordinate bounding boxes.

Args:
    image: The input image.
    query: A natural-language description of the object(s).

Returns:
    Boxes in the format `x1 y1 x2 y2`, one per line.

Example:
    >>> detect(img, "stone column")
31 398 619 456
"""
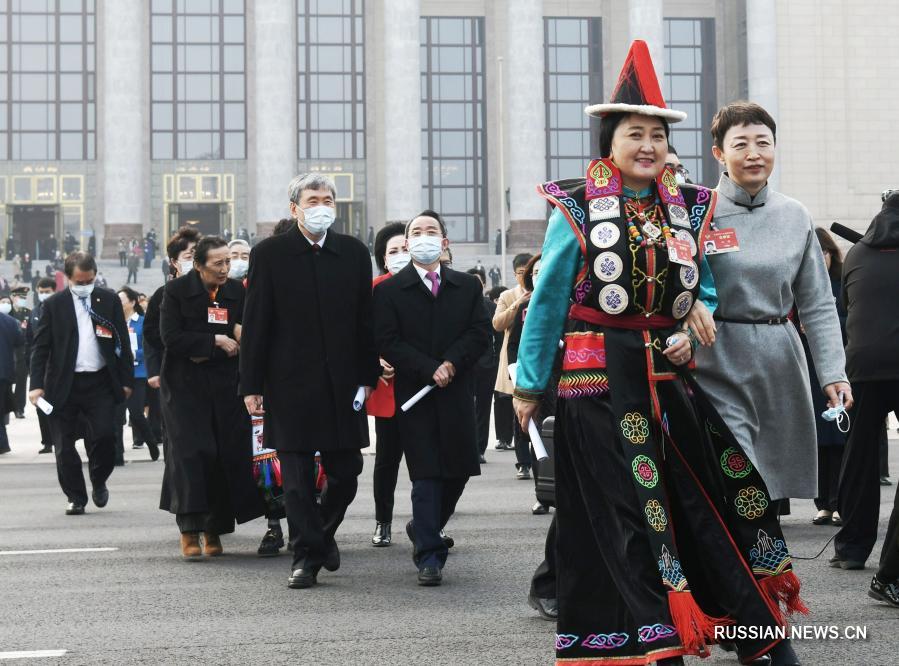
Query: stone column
254 0 297 227
628 0 665 82
505 0 547 250
383 0 421 224
746 0 779 188
100 0 145 257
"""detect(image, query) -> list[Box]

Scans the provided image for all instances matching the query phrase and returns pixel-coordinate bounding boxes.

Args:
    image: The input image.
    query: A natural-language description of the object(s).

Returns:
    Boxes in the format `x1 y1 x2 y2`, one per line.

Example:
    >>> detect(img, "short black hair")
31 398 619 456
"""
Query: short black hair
710 101 777 149
407 209 447 238
166 226 202 262
117 286 144 315
272 218 295 236
64 251 97 278
598 112 671 158
193 236 228 267
373 222 407 274
487 285 508 301
513 253 533 270
36 277 56 290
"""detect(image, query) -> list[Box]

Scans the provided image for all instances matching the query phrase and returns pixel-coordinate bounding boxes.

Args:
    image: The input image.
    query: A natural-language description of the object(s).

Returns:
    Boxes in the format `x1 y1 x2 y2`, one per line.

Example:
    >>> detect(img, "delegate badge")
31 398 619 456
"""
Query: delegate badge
704 229 740 255
667 238 693 266
95 324 113 339
207 307 229 324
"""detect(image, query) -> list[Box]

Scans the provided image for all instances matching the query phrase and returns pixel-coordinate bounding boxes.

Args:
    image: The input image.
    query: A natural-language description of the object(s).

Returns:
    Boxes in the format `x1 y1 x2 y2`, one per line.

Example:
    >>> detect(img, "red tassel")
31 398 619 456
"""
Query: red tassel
273 457 282 487
759 571 809 624
667 590 732 653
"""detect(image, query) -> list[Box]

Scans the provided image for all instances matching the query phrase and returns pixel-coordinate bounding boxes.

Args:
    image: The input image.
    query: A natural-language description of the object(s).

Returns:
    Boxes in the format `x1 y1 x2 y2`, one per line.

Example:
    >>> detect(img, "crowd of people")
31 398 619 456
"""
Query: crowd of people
1 38 898 666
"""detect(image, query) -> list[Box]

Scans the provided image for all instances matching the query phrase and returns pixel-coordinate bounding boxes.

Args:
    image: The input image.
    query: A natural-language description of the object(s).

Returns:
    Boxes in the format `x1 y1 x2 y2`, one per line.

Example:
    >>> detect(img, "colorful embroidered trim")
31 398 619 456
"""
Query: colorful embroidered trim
632 455 659 489
734 486 769 520
658 545 688 592
638 624 677 644
620 411 650 444
720 447 753 479
645 498 668 532
555 634 579 650
657 167 686 207
557 370 609 400
749 529 792 577
581 633 629 650
512 386 542 404
585 159 622 199
562 332 606 371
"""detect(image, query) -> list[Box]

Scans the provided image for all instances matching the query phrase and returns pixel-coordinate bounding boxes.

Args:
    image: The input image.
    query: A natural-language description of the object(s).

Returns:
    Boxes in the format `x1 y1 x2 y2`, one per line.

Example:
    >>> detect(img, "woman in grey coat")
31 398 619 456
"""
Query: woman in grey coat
686 102 852 501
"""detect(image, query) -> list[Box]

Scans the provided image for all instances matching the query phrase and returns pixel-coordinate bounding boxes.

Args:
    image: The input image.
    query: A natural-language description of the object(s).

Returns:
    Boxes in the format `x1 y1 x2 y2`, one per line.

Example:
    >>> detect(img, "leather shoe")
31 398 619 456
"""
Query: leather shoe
478 454 487 464
38 445 53 454
91 484 109 508
203 533 223 556
14 412 24 419
768 638 800 665
288 567 318 589
532 502 549 515
65 502 85 515
440 529 454 549
180 533 202 560
417 566 442 586
146 440 160 461
257 529 284 557
527 591 558 620
371 522 392 547
868 575 899 608
406 520 418 562
323 540 340 571
829 555 864 570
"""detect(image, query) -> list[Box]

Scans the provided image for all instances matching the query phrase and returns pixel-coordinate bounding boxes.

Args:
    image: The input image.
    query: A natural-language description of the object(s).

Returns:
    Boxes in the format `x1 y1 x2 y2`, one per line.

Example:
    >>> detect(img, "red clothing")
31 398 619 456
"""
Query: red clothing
368 272 395 416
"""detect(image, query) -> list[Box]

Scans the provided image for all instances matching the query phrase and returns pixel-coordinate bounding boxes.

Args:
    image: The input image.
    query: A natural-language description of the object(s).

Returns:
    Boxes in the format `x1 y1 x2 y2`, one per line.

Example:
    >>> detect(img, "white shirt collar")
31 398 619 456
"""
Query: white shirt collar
304 229 327 247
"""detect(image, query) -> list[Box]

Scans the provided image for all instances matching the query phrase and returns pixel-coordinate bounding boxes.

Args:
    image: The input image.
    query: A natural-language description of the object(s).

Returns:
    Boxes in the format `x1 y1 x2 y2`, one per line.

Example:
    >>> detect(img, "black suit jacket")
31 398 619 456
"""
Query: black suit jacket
239 225 381 453
142 285 165 378
30 287 134 407
374 263 490 480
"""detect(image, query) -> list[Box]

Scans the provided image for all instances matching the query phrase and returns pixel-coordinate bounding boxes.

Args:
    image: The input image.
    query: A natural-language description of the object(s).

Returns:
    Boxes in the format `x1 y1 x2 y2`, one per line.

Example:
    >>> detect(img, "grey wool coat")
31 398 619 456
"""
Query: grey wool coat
692 174 847 500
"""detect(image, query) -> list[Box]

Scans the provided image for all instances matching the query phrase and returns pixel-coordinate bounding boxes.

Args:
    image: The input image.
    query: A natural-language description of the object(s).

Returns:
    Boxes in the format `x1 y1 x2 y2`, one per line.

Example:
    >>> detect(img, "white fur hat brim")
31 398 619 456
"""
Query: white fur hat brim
584 102 687 123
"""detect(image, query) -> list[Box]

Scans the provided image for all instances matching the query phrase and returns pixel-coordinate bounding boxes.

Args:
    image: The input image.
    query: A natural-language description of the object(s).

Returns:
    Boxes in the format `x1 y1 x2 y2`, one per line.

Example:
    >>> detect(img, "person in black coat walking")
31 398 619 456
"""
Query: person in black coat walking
374 211 490 586
0 309 24 454
833 193 899 597
159 236 264 559
29 252 134 514
28 278 57 453
240 174 380 589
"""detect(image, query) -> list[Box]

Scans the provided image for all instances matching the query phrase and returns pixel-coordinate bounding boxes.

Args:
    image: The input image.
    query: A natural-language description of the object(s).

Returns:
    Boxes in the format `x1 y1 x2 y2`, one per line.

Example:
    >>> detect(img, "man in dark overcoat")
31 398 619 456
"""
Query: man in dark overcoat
29 252 134 515
374 211 490 586
240 173 380 589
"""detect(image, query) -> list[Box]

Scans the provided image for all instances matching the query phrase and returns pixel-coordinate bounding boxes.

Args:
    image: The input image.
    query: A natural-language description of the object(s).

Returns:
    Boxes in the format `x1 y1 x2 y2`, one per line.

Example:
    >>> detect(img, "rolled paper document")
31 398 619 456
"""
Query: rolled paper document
352 385 367 412
507 362 549 461
400 384 435 412
36 397 53 415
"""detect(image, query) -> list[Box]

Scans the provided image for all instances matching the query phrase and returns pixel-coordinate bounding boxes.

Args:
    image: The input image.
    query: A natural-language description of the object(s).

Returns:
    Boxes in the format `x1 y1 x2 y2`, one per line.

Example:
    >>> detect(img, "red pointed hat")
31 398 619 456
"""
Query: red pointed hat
585 40 686 123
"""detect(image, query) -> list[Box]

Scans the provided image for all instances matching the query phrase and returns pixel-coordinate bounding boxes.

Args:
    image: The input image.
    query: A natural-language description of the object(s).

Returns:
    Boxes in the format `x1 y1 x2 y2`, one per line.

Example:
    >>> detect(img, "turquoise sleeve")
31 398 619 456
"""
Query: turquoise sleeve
516 208 581 394
698 255 718 315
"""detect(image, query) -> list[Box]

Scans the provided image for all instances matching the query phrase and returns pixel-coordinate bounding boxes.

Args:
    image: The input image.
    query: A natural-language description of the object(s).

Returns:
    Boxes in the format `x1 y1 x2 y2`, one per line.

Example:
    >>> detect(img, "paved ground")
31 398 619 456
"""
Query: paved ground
1 412 897 665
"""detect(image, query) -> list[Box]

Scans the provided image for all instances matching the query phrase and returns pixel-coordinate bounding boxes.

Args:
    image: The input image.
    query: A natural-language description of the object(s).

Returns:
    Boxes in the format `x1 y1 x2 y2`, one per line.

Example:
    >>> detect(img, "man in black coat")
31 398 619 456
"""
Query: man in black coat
241 174 380 589
28 278 57 453
29 252 134 515
0 307 24 454
374 211 490 586
10 284 32 418
833 193 899 600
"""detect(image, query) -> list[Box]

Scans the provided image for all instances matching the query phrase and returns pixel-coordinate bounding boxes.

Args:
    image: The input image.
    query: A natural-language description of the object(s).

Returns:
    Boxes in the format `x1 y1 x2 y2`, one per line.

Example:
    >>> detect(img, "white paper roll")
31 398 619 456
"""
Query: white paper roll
36 397 53 415
528 419 549 462
352 385 367 412
400 384 435 412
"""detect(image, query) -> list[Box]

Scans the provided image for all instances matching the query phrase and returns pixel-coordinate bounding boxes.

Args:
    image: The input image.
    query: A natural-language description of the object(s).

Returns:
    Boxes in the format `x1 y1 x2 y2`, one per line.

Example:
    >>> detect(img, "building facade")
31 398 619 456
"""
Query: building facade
0 0 896 260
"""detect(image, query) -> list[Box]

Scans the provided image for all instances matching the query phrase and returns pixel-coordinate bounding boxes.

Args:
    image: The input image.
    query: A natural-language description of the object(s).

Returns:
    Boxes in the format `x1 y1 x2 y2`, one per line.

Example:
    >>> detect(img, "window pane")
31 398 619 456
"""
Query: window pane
60 132 84 159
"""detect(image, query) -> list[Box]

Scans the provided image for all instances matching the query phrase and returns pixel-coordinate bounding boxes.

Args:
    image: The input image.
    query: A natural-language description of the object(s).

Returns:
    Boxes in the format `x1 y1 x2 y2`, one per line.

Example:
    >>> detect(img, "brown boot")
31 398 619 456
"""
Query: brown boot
203 532 223 556
180 532 202 561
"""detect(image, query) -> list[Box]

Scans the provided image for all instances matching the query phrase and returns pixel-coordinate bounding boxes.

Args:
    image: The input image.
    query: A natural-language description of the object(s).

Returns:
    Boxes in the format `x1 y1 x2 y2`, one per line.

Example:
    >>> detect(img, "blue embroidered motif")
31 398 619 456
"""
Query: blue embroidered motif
638 624 677 643
749 529 792 577
555 634 579 650
581 633 629 650
690 203 708 231
658 545 687 591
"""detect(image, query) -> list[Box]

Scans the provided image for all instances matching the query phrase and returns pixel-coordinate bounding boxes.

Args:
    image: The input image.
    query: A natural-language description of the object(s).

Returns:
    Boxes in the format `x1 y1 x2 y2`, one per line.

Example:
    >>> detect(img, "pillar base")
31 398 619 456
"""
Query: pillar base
507 218 548 252
101 223 142 260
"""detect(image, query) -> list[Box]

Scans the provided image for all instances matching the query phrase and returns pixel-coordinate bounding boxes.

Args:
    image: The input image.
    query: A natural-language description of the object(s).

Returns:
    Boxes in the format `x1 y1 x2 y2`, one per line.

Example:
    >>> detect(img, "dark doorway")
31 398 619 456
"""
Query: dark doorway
169 203 227 238
11 205 58 260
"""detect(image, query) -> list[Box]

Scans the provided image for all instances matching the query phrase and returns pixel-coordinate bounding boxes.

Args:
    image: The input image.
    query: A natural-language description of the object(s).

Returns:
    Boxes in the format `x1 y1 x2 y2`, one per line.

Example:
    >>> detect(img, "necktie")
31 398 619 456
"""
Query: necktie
312 243 321 253
426 271 440 297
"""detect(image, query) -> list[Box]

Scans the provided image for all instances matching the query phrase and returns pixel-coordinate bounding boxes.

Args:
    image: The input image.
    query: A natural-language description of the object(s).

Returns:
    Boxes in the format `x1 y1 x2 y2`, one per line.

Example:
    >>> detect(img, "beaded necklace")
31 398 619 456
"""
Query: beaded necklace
624 195 673 248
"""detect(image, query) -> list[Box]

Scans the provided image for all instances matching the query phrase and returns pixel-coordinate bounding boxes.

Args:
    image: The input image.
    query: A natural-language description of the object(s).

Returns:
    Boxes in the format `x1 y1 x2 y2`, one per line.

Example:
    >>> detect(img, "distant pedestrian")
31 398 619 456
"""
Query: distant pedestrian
118 239 127 267
0 306 23 454
127 251 140 284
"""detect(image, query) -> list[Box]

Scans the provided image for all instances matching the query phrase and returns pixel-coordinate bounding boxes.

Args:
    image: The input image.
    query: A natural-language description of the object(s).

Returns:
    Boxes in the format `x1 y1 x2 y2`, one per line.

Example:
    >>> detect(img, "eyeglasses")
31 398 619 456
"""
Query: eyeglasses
665 163 690 178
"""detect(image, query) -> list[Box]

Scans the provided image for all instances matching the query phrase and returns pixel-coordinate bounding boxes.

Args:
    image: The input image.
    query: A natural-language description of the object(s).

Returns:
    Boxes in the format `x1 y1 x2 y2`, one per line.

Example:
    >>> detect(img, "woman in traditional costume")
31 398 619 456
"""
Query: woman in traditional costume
684 102 851 512
513 42 804 666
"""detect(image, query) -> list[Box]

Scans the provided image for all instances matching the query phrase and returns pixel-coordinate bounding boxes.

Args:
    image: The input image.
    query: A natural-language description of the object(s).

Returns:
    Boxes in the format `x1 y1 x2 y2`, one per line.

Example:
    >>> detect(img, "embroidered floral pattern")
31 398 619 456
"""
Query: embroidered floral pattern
735 486 769 520
620 412 650 444
720 447 753 479
557 370 610 400
645 499 668 532
632 455 659 489
555 634 579 650
638 624 677 643
658 545 687 591
581 633 629 650
749 529 792 577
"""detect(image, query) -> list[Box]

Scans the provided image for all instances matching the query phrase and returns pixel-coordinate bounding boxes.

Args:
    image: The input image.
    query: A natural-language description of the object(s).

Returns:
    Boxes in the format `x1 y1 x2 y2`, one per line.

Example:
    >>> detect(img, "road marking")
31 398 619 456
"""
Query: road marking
0 650 68 659
0 547 118 556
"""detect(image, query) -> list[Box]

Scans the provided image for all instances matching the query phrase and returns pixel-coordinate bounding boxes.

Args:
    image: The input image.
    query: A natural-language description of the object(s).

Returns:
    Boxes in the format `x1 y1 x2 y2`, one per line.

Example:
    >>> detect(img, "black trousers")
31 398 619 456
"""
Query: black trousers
836 380 899 562
410 477 467 569
530 513 557 600
513 417 531 467
13 356 27 414
880 425 890 478
493 392 513 444
0 381 10 452
146 384 164 443
176 510 233 535
474 364 496 454
279 448 363 571
126 378 156 446
814 446 844 512
877 480 899 581
36 404 52 445
50 371 118 506
373 416 403 524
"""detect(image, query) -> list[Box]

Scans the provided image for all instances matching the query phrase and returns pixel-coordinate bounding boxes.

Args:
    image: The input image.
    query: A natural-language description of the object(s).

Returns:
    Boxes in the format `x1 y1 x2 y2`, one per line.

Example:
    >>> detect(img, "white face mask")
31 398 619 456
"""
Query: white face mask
300 205 336 236
675 172 687 185
386 252 411 275
0 303 10 315
15 298 27 308
38 292 52 302
229 259 249 279
70 282 95 299
407 235 444 265
179 260 194 275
